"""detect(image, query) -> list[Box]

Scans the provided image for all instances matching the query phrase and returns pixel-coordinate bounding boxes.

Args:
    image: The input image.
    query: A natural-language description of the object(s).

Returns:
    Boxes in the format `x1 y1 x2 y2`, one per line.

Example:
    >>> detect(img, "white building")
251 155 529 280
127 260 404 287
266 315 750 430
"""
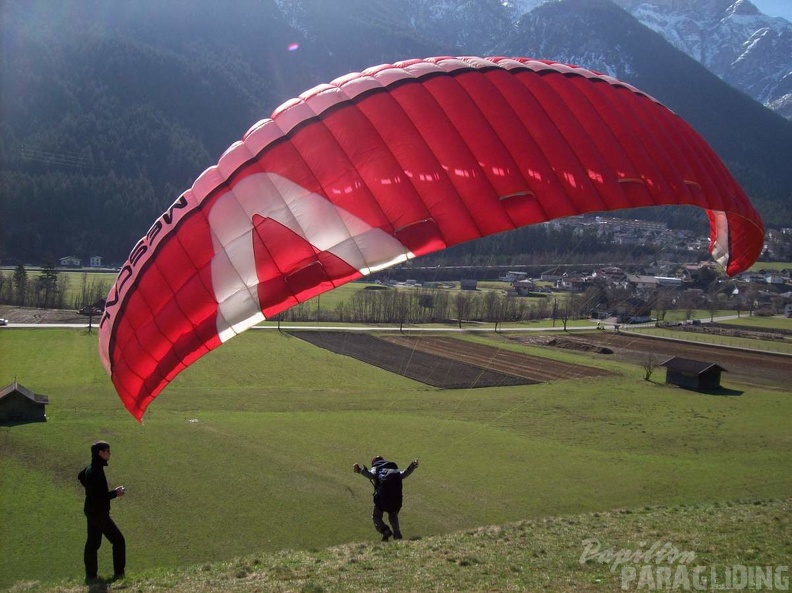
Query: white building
655 277 683 288
58 255 81 267
501 271 528 282
513 280 535 296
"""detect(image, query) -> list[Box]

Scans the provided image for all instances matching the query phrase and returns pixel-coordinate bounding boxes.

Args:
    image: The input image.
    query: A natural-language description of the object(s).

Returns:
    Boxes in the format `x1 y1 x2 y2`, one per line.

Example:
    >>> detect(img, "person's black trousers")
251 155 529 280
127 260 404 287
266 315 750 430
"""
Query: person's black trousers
84 513 125 578
372 505 401 538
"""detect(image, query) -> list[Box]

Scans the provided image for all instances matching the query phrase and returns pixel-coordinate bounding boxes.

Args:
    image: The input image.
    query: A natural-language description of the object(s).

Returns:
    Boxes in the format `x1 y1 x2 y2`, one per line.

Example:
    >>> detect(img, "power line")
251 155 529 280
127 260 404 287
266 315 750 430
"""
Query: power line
20 146 102 170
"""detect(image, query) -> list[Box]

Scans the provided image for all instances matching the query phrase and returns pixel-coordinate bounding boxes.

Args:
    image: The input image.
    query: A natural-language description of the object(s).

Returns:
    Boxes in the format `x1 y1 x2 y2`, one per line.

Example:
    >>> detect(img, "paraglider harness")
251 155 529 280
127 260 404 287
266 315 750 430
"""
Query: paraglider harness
365 459 403 513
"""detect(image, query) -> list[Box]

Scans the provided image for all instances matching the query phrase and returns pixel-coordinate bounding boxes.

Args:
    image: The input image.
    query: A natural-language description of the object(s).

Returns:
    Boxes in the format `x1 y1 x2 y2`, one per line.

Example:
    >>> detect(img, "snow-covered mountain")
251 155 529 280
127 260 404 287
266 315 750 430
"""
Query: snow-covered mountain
608 0 792 119
279 0 790 120
497 0 647 78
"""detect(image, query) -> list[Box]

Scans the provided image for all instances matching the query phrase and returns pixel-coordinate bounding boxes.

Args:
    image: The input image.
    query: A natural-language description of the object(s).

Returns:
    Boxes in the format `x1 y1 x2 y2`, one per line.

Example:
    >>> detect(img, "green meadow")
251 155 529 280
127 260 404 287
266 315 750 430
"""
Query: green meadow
719 315 792 330
0 328 790 589
750 261 792 272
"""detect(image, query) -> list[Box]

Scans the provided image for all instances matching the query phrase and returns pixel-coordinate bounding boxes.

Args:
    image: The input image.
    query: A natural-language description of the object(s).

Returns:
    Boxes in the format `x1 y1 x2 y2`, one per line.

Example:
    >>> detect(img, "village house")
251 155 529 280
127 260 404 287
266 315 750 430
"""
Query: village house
765 274 786 286
513 279 536 296
655 276 684 288
500 271 528 282
540 272 562 283
660 358 726 391
594 266 626 282
625 274 659 292
641 260 676 276
682 261 718 281
615 296 652 323
0 382 49 423
557 274 589 292
58 255 81 267
738 272 766 284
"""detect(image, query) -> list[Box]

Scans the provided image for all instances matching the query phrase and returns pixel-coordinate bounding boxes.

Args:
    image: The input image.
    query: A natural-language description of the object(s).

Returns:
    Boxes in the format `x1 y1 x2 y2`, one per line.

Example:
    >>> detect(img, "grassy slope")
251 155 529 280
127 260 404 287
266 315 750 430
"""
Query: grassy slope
12 499 792 593
0 329 790 588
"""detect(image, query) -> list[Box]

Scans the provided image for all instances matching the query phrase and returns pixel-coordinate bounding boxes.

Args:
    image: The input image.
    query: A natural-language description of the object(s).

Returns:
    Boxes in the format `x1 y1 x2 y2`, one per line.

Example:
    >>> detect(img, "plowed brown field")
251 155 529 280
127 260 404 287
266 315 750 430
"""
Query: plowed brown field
290 331 614 388
513 332 791 390
382 335 614 383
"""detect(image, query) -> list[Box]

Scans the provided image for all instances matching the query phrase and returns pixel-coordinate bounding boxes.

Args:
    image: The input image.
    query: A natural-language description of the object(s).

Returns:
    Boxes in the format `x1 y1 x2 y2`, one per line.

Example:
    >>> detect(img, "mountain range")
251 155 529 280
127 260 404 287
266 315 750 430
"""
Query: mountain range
1 0 790 265
612 0 792 119
320 0 792 120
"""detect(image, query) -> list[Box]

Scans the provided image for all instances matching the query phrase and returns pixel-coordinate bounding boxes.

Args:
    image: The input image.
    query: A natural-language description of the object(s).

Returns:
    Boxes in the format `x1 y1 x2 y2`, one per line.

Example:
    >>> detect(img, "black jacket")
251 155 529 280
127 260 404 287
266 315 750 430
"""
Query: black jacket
78 455 118 517
358 459 418 513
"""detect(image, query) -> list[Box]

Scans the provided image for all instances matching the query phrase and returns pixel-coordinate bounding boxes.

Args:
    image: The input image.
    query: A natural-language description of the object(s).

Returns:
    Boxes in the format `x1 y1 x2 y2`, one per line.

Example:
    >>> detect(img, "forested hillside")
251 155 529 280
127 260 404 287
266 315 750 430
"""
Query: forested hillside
1 0 791 266
1 1 310 263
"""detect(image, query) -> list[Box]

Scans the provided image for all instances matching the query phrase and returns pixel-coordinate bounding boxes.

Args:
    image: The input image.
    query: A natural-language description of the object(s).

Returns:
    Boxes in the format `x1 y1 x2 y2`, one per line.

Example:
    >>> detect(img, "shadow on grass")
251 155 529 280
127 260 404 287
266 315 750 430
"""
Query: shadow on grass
85 579 109 592
699 387 744 397
0 418 48 427
86 575 125 591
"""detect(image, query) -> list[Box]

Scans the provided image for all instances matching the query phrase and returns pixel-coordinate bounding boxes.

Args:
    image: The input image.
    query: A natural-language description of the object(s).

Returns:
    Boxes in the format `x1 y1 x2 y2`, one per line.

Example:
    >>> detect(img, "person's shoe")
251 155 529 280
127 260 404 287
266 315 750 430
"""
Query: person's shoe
380 528 393 541
393 531 403 540
112 573 125 581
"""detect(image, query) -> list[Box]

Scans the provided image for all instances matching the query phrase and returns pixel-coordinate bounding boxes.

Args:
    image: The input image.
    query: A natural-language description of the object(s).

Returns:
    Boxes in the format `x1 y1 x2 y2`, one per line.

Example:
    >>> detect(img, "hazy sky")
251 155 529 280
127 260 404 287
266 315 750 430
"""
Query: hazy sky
751 0 792 21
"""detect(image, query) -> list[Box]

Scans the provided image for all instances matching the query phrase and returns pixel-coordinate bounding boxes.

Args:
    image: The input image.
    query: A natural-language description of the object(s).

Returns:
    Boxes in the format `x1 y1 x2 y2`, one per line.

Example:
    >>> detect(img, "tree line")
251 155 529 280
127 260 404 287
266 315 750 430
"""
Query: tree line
0 264 110 311
1 260 781 327
273 286 583 327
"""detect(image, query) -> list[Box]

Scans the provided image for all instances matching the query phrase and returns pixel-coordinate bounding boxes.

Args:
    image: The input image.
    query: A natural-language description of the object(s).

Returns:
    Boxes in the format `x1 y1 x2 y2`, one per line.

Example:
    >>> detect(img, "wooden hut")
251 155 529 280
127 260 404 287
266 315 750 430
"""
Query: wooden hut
0 382 49 423
660 357 727 390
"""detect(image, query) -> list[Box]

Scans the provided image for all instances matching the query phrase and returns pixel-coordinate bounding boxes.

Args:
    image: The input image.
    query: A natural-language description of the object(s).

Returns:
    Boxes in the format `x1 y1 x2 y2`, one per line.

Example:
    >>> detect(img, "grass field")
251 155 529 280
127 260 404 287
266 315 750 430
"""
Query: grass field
23 498 791 593
1 328 790 589
750 261 792 271
718 315 792 330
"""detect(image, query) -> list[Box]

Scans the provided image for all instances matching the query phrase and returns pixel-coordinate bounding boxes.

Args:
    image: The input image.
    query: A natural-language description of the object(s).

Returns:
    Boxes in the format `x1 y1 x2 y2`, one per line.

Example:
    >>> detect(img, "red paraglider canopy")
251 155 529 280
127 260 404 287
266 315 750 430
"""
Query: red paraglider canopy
99 56 764 420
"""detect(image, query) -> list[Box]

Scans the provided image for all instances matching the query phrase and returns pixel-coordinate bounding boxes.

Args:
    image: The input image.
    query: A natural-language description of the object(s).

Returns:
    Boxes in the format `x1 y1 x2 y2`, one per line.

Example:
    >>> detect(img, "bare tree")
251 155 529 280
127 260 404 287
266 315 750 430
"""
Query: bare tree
559 296 573 331
550 297 559 327
395 292 409 330
707 295 720 322
653 289 674 322
454 292 472 329
642 355 658 381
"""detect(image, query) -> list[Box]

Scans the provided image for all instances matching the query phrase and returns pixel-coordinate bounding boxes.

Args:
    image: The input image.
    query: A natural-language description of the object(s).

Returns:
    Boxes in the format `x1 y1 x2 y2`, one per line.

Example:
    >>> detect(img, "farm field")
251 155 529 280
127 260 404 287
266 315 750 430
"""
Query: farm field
293 331 616 385
0 327 790 588
287 327 791 389
515 331 792 389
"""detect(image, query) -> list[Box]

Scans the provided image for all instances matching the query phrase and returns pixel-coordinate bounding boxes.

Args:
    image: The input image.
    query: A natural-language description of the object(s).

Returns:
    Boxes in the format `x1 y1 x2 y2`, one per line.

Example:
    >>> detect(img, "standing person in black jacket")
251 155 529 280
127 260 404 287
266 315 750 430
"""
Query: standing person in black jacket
353 456 419 541
78 440 126 581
